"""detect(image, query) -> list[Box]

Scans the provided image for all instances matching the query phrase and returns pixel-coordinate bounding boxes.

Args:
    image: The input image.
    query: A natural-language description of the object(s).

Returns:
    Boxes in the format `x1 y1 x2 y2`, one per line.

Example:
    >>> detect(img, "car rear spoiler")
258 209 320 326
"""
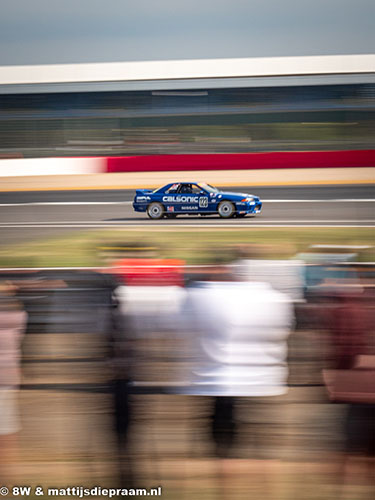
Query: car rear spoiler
136 189 153 196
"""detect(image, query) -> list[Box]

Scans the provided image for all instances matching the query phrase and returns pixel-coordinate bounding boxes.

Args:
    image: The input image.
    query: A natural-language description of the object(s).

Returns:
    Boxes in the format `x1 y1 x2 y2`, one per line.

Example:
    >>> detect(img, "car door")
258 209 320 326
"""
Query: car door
173 183 198 214
160 183 181 214
191 183 211 213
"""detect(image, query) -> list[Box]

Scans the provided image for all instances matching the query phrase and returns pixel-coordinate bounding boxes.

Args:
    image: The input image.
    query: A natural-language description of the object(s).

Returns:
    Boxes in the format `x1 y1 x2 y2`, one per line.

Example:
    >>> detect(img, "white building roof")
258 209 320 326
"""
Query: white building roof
1 54 374 85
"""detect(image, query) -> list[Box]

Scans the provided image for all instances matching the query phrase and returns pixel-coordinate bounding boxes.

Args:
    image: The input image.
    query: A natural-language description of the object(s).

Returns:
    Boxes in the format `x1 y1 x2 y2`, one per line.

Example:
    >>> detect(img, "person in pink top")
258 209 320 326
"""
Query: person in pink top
0 281 27 482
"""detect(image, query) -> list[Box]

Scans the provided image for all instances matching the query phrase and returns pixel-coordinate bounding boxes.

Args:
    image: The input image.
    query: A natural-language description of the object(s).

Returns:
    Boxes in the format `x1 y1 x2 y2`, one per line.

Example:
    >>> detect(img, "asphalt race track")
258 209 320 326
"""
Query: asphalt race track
1 185 374 245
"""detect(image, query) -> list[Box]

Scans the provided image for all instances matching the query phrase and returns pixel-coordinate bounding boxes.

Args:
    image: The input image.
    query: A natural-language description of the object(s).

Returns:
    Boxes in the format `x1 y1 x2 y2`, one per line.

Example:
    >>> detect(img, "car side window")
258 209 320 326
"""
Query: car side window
191 184 204 194
178 184 193 194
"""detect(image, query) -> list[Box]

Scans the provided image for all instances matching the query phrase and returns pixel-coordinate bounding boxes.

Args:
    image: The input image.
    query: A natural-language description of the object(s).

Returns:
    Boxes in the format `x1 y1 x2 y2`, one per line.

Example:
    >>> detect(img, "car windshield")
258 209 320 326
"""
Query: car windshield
198 183 219 193
152 185 169 193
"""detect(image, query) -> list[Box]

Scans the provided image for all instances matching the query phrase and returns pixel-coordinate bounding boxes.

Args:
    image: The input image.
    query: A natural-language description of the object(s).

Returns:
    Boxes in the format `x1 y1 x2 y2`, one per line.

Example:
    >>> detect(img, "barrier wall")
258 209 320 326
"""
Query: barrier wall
0 150 374 177
107 150 375 173
0 157 106 177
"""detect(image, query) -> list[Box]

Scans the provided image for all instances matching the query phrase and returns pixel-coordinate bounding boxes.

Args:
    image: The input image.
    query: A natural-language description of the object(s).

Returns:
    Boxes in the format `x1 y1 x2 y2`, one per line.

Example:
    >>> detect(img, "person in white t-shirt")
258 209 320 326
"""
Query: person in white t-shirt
184 270 294 459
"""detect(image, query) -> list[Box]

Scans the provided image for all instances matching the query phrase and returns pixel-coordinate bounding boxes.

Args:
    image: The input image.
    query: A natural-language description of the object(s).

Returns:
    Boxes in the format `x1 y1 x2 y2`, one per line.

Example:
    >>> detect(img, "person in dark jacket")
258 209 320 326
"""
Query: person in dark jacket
108 279 135 489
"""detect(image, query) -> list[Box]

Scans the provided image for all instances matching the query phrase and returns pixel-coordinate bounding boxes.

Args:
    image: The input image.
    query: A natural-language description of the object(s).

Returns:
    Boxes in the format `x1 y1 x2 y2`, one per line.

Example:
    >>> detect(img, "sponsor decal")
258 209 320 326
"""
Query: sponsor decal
181 206 198 210
136 196 150 202
167 206 174 212
162 195 199 203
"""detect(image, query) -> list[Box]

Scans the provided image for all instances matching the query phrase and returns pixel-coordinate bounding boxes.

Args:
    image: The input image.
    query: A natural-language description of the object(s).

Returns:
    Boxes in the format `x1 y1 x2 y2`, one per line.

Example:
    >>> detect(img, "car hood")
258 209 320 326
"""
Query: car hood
218 191 258 200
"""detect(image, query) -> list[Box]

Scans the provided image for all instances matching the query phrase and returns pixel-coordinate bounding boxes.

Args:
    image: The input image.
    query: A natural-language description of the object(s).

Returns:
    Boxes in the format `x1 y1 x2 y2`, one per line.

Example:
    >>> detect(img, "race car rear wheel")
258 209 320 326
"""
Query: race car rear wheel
147 202 164 220
218 201 235 218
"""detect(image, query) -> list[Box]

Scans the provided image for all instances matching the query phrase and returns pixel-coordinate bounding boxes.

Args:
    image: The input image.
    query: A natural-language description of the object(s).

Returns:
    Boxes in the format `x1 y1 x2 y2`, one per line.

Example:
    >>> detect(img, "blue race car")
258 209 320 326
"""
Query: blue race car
133 182 262 219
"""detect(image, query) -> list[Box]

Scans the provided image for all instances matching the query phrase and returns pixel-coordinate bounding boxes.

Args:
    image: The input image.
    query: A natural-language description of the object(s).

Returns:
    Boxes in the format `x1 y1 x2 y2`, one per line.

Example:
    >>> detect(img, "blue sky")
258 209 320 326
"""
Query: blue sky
1 0 374 65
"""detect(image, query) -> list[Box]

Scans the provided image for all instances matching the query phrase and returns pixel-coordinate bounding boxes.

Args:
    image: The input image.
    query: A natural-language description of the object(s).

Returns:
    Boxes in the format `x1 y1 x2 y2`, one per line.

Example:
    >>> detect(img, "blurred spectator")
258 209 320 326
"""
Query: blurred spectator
0 281 27 481
320 286 375 492
108 278 135 488
110 258 185 287
184 268 294 467
185 276 294 397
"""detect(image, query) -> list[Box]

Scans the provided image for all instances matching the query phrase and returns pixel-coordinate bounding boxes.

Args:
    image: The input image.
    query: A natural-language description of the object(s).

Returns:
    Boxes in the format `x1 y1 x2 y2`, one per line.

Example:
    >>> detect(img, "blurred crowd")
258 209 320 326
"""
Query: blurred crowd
0 245 374 499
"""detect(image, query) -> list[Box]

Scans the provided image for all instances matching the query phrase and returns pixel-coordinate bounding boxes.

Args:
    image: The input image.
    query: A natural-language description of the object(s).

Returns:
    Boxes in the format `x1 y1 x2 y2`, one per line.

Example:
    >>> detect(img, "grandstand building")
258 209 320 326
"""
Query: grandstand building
0 55 374 158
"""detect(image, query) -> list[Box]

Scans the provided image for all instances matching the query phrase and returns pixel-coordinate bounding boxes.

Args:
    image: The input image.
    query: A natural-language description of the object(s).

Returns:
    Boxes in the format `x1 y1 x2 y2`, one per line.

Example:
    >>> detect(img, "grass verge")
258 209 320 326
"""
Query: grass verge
0 227 374 268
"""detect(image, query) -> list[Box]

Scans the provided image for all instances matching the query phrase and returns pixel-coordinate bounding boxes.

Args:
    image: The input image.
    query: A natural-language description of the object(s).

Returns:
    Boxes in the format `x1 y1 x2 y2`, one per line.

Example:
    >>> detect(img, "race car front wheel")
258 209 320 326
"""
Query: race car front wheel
218 201 235 218
147 202 164 220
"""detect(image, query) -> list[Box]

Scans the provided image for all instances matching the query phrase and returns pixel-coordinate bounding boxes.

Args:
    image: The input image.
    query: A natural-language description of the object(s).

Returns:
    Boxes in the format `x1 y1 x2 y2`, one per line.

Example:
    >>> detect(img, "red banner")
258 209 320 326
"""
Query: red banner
106 150 375 173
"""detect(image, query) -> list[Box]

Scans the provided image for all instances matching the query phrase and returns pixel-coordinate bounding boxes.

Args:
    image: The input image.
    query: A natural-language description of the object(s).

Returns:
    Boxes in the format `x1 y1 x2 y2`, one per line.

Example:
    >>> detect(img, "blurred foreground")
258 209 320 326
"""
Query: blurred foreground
0 246 374 499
